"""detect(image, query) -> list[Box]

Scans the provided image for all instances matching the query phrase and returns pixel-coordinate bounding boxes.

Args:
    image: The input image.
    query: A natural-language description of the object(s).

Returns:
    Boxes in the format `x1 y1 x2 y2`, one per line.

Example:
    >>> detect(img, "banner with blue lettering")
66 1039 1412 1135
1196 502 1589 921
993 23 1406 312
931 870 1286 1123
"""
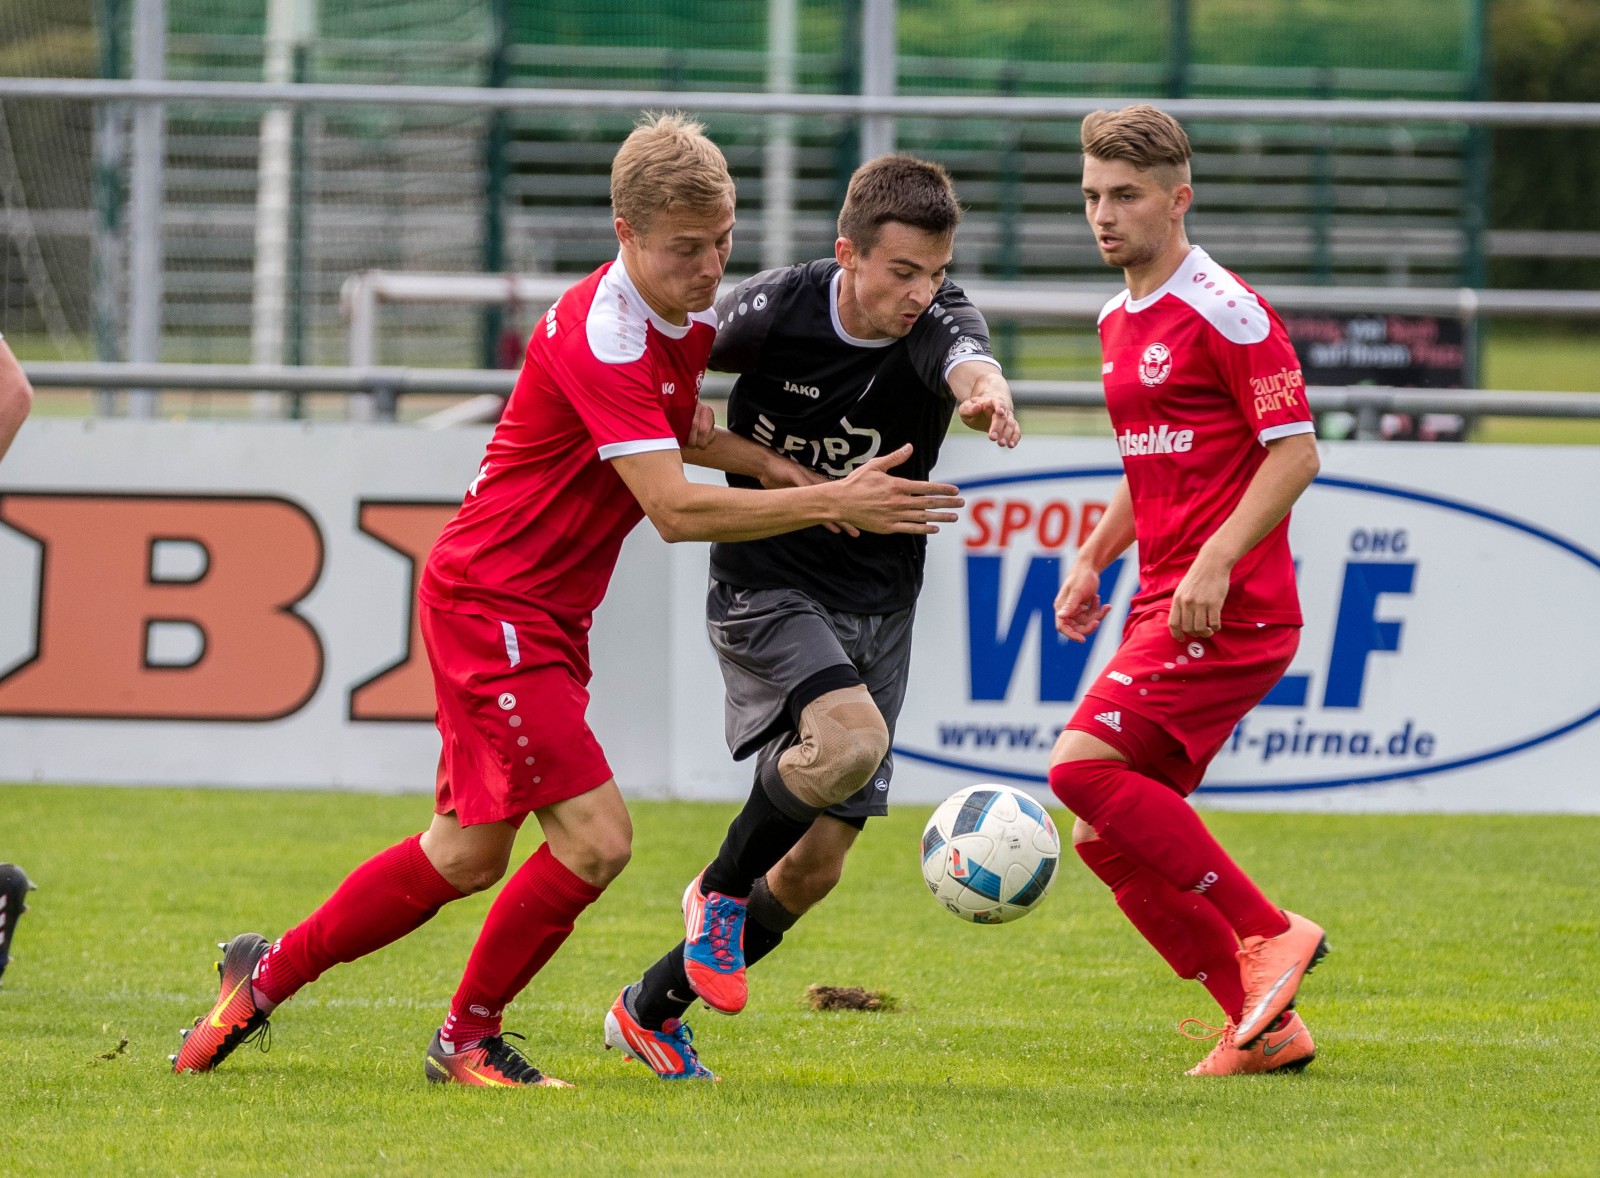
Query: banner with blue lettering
871 438 1600 813
3 423 1598 812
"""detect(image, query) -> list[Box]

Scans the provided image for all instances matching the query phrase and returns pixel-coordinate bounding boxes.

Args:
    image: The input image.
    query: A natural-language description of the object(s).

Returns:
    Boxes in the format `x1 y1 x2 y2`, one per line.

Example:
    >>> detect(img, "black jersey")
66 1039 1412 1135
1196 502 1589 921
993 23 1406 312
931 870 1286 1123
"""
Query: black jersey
708 259 999 614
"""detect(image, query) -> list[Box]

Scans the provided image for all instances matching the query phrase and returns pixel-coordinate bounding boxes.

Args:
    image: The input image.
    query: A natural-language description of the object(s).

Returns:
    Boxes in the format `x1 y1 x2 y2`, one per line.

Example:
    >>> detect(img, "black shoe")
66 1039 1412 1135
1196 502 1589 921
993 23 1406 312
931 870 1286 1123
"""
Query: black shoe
0 864 36 987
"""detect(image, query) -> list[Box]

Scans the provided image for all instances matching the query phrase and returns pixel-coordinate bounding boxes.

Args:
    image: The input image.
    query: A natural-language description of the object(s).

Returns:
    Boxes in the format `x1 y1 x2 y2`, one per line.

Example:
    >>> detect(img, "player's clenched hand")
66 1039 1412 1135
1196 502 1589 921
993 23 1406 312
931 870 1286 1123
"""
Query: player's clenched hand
957 395 1022 449
686 401 717 450
834 443 963 535
1169 557 1230 640
1055 563 1111 642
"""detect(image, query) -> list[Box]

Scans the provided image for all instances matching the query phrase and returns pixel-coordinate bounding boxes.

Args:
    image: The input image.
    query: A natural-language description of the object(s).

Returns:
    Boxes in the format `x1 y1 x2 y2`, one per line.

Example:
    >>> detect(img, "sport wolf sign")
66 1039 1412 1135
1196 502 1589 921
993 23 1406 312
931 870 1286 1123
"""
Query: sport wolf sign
1 422 1597 812
891 441 1600 813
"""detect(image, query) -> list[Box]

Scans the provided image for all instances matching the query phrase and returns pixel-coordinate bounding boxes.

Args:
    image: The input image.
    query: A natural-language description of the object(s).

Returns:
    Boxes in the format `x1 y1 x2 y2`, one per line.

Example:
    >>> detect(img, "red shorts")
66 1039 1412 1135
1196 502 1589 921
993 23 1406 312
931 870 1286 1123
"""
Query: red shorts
420 602 613 827
1064 608 1298 796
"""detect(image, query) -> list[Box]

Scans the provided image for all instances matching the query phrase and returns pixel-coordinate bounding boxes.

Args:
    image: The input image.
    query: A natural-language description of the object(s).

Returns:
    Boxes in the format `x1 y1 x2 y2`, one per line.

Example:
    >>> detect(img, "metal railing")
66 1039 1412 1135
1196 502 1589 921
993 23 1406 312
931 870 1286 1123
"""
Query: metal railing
21 360 1600 440
6 78 1600 127
340 269 1600 373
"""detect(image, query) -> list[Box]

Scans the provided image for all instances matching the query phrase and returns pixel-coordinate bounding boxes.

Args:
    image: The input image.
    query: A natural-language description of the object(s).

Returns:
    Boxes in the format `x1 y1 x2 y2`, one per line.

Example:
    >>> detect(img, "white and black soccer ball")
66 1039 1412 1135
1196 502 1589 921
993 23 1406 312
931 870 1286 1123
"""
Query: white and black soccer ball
920 784 1061 924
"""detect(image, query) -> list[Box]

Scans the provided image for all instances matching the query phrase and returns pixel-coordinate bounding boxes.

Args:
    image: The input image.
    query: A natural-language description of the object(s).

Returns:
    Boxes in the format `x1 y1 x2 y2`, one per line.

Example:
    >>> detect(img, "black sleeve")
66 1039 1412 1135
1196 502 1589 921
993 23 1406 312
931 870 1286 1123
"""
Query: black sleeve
708 267 795 375
906 280 1000 394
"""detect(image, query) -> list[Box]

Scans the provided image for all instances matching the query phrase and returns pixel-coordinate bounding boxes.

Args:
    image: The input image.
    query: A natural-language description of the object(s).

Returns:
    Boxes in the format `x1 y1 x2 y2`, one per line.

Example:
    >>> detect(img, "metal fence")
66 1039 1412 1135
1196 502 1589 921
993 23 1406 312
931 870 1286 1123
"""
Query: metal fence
20 359 1600 442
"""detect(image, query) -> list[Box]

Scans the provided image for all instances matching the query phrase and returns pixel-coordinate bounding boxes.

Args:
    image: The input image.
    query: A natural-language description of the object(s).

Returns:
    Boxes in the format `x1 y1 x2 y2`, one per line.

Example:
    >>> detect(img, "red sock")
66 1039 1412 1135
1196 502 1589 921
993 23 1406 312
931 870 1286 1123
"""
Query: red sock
1050 759 1289 942
1076 838 1245 1022
253 833 463 1008
441 843 604 1049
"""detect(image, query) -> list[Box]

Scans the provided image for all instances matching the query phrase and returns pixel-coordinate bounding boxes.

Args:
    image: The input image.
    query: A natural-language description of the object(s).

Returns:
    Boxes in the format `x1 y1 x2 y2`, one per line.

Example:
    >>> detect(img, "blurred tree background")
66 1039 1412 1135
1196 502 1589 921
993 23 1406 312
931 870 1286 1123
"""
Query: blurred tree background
1490 0 1600 288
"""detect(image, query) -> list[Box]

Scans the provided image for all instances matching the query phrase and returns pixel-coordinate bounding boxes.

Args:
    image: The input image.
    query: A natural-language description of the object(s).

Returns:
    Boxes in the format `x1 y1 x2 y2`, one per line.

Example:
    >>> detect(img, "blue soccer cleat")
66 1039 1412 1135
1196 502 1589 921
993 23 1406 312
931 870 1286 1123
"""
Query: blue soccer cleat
681 869 749 1014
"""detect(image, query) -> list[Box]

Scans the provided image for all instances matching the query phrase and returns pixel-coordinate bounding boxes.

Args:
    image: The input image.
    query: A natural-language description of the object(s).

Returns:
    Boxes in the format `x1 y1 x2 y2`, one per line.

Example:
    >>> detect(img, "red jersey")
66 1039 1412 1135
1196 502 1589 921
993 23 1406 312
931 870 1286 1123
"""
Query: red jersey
1098 245 1314 625
420 257 714 673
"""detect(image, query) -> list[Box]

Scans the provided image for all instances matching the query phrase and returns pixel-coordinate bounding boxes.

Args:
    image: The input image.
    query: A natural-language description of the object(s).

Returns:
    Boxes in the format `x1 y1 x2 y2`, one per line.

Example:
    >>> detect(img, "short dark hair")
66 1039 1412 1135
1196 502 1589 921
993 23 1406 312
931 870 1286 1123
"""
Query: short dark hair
837 154 961 253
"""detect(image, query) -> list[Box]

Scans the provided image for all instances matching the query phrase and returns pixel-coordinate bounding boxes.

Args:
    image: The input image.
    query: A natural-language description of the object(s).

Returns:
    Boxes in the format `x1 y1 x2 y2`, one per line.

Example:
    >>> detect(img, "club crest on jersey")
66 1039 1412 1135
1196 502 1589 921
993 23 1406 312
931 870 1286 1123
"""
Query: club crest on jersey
946 335 985 365
1138 342 1173 386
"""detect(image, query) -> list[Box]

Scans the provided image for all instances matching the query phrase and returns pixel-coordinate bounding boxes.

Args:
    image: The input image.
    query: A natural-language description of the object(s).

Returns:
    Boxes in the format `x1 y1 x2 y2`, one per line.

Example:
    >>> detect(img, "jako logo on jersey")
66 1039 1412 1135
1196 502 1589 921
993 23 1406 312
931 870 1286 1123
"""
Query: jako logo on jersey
1095 710 1123 732
1193 871 1219 894
1250 367 1305 417
1117 424 1195 457
1139 342 1172 385
661 382 676 397
1106 670 1133 685
783 380 820 399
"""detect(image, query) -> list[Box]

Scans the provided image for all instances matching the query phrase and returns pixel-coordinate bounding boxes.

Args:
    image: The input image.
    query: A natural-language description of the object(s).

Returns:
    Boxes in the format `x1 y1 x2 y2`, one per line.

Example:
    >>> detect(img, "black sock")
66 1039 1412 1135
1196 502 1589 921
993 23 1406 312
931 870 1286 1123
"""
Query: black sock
700 766 816 899
629 879 803 1030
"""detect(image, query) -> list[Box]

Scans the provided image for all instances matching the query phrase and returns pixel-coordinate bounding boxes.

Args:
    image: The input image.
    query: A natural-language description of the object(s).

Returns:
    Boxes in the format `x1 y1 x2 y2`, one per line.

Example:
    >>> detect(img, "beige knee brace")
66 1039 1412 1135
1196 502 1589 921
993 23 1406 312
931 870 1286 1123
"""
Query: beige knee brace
776 685 890 810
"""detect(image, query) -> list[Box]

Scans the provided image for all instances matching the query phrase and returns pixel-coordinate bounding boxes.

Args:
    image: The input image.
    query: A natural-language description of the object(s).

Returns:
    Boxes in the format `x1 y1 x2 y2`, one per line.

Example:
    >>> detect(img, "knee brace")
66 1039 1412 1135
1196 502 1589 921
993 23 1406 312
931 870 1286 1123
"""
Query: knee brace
776 686 889 810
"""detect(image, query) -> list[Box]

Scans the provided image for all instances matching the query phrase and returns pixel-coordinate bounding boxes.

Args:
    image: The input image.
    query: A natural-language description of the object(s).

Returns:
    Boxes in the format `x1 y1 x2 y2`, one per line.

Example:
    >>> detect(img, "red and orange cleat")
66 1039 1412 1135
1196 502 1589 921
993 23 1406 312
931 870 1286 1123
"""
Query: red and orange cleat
423 1030 571 1088
681 870 749 1015
1234 911 1329 1046
603 987 718 1081
1182 1010 1316 1076
171 933 272 1074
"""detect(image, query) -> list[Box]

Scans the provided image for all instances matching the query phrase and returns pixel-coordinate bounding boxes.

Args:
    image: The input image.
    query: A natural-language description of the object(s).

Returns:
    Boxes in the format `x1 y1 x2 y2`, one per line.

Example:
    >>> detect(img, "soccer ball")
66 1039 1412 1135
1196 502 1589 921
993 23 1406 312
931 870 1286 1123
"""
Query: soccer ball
920 784 1061 924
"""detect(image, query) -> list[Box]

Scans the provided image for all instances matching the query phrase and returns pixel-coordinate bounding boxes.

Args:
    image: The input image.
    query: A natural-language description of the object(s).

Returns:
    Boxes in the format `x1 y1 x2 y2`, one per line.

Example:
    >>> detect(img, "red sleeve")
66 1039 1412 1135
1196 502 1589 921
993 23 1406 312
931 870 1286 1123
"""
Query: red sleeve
1210 302 1316 446
552 335 678 461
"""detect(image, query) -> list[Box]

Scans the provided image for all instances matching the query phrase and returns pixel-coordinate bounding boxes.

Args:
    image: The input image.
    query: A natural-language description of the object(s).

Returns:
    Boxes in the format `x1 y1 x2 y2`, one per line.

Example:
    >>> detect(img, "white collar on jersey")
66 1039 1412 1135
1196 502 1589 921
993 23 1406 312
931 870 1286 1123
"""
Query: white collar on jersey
608 253 717 340
828 270 897 348
1122 245 1213 314
1114 244 1271 345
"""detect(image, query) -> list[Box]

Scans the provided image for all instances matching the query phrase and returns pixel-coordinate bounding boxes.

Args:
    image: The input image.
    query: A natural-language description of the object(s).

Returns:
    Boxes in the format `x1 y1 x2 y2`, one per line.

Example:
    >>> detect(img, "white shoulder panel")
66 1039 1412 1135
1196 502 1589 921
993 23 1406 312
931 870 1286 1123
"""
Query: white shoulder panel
1172 268 1271 345
1098 290 1130 325
585 267 650 365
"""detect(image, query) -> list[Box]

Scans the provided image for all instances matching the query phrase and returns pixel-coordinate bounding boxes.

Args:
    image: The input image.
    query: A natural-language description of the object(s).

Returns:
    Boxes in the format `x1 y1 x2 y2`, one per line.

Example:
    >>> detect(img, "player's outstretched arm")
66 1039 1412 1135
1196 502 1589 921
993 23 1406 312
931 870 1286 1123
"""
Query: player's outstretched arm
950 362 1021 448
611 443 962 544
1168 431 1320 640
684 422 825 489
0 339 35 466
1055 477 1136 642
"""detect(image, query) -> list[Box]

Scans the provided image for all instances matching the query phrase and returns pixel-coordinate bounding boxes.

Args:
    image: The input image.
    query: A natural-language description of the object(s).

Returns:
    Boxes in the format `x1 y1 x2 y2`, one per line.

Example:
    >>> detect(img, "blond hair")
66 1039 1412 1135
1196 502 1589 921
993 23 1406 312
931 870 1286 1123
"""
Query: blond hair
1080 104 1193 187
610 111 735 235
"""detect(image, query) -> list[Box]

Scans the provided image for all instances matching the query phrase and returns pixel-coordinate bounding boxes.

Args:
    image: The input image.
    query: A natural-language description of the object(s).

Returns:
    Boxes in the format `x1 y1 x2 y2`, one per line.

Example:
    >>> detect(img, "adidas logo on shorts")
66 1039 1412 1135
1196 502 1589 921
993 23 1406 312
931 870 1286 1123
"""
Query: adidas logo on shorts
1094 710 1123 733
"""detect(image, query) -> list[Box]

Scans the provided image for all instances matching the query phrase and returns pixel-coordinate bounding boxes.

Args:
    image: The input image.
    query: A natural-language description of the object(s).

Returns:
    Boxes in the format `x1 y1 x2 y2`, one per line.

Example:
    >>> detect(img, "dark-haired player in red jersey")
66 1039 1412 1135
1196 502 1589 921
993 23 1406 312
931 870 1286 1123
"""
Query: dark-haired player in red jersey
169 113 962 1087
1048 106 1328 1077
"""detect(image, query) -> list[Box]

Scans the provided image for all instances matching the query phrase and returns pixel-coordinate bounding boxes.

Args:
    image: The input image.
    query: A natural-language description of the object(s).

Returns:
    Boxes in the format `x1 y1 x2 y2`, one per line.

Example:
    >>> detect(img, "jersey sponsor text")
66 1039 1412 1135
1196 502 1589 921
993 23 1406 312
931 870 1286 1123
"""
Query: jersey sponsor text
1117 423 1195 457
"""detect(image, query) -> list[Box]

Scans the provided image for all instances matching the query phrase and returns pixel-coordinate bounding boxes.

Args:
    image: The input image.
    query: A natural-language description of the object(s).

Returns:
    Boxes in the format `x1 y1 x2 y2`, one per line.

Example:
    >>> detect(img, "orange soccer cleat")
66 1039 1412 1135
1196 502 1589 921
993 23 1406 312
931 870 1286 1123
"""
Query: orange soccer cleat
423 1030 572 1088
681 870 749 1015
1234 911 1329 1046
603 987 718 1081
171 933 272 1074
1182 1010 1316 1076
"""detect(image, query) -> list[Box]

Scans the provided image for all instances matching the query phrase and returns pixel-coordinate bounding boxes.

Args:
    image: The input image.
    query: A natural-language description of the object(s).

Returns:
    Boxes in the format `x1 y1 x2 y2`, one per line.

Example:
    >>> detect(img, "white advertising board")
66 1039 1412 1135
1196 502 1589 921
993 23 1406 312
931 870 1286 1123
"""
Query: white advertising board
2 420 1597 812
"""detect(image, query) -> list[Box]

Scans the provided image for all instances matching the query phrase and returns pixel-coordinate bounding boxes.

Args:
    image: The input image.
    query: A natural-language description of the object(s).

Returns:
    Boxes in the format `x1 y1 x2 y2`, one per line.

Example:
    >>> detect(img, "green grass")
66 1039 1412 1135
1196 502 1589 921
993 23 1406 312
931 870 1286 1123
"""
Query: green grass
1 786 1596 1176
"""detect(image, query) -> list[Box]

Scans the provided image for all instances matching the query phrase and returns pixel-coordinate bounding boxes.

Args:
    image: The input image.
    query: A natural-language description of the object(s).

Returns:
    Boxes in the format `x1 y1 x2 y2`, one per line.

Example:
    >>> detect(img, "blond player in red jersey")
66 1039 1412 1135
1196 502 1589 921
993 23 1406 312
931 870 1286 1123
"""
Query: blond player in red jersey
170 113 962 1086
1047 106 1328 1077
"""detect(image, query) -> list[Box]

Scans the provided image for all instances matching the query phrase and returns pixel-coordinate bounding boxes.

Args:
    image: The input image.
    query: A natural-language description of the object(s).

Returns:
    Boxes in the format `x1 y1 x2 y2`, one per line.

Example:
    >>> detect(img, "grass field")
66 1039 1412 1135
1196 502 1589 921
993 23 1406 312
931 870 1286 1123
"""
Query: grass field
2 785 1597 1176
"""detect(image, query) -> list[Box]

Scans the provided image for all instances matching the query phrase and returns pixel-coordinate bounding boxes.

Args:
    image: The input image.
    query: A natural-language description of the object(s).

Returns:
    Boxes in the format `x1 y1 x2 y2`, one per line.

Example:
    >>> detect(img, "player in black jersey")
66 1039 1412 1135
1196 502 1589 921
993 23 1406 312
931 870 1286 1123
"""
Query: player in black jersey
604 155 1021 1078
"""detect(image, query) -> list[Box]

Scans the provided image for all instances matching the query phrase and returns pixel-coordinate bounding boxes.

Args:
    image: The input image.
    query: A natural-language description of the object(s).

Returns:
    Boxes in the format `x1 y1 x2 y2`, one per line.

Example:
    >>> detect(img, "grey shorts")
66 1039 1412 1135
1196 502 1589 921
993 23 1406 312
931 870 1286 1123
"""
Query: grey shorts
707 580 915 822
